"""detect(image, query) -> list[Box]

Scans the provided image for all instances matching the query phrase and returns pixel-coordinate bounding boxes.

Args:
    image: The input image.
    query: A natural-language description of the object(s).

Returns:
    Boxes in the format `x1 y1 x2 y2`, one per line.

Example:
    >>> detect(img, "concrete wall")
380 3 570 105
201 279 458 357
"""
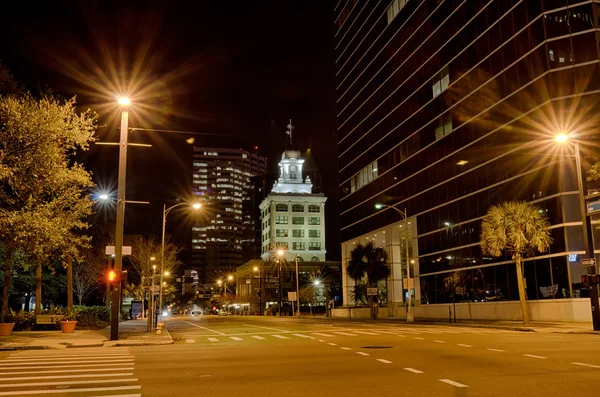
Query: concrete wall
331 305 408 319
415 299 592 322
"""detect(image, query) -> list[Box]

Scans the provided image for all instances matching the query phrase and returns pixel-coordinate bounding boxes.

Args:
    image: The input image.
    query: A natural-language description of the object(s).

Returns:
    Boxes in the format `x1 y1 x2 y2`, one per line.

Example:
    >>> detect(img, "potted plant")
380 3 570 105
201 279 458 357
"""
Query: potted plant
59 310 78 333
0 311 16 336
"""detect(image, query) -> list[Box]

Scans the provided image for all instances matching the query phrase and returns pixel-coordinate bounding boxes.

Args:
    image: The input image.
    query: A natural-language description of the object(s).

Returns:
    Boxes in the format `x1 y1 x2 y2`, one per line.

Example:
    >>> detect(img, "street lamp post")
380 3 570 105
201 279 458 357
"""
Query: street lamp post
253 266 262 315
375 203 414 323
111 97 131 341
148 264 156 332
555 134 600 330
277 249 301 318
159 202 201 320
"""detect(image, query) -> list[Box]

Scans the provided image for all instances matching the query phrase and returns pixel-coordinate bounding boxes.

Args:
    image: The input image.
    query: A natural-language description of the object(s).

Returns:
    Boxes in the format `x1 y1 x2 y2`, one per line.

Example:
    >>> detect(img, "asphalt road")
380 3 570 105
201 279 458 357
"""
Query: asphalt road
1 315 599 396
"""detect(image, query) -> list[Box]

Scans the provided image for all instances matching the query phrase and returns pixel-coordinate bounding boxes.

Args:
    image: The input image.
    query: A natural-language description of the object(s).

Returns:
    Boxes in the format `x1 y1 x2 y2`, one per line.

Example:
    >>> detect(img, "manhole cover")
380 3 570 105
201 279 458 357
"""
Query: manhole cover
361 346 392 349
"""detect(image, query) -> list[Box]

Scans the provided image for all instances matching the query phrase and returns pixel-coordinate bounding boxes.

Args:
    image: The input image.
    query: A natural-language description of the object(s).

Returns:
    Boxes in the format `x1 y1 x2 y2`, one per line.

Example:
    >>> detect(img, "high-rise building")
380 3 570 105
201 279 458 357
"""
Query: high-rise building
336 1 600 321
192 148 267 283
260 150 327 262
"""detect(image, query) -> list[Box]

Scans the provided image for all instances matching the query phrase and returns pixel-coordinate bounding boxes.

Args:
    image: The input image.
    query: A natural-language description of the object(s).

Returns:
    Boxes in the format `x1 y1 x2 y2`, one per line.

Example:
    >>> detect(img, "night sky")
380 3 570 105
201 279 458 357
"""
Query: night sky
0 0 340 263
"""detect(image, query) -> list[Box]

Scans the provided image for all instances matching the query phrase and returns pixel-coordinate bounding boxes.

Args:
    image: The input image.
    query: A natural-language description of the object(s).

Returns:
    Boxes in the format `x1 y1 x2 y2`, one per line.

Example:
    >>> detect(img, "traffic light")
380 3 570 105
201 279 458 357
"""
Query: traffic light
106 269 120 283
581 275 600 285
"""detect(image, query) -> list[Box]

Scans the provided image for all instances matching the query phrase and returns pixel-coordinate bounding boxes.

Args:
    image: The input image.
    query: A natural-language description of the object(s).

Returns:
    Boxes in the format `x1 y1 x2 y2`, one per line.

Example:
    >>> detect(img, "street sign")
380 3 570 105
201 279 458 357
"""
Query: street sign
582 258 596 267
105 246 132 256
402 279 415 289
587 199 600 215
367 288 378 296
288 292 297 301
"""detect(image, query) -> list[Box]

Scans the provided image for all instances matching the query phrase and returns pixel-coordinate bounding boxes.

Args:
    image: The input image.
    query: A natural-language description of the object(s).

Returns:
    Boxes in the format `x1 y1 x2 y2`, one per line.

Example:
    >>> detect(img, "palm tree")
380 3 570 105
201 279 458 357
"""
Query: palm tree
347 242 390 320
480 201 552 325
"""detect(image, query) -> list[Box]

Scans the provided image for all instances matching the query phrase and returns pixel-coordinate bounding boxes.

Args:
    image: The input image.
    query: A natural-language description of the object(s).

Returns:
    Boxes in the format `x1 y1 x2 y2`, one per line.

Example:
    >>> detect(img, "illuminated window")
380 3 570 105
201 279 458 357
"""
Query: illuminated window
308 242 321 250
386 0 408 24
309 230 321 238
275 216 288 225
435 114 453 140
292 204 304 212
292 242 305 250
276 229 288 237
276 204 288 212
292 230 305 238
350 160 378 193
308 205 320 213
432 66 449 98
308 217 320 226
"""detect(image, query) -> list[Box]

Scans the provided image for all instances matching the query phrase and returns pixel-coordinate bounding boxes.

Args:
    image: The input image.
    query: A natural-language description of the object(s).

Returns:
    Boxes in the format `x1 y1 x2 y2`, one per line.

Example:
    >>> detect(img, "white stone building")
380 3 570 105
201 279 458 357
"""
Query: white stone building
260 150 327 262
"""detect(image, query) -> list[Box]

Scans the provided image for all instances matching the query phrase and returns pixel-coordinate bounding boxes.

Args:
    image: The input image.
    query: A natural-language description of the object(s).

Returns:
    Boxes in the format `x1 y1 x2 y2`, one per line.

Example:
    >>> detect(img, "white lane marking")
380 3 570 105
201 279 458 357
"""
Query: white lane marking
340 347 352 351
352 331 378 335
523 354 546 359
182 320 226 335
457 344 473 348
0 359 133 367
208 337 219 342
486 348 505 352
271 335 288 339
313 333 335 337
318 340 326 342
403 368 424 374
1 355 131 362
328 343 337 346
186 339 195 343
0 378 137 388
293 334 314 339
0 373 134 381
230 337 243 341
439 379 468 388
87 395 141 397
397 334 406 338
0 363 134 371
0 385 141 395
572 362 600 368
242 323 286 332
376 330 408 334
251 336 266 340
377 359 393 364
333 332 357 336
0 368 135 376
433 340 446 343
356 352 370 356
413 337 425 340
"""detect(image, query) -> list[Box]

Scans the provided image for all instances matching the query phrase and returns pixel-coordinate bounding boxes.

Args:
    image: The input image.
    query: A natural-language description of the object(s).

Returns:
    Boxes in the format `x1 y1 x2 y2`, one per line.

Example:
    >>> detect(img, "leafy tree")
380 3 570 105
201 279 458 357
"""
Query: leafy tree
480 201 552 325
73 247 106 305
347 242 390 320
0 84 96 314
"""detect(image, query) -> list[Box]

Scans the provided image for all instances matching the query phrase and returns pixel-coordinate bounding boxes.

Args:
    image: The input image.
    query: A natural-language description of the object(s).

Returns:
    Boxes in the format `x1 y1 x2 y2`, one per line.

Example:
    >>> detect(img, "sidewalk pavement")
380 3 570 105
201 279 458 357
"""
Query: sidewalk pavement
300 314 600 334
0 319 173 350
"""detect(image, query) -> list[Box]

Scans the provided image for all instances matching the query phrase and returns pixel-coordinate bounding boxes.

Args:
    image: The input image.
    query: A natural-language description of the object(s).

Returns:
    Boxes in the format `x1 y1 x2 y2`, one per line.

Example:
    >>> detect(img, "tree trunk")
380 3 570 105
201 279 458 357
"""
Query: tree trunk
515 258 530 325
67 260 73 315
35 264 42 315
2 246 12 315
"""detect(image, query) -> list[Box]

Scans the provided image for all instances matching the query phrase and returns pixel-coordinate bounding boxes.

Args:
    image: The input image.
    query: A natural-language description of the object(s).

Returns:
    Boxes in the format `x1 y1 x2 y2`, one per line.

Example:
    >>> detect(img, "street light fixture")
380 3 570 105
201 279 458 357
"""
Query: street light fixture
117 97 131 106
253 266 263 315
159 201 202 318
375 203 414 323
99 194 109 200
277 249 301 318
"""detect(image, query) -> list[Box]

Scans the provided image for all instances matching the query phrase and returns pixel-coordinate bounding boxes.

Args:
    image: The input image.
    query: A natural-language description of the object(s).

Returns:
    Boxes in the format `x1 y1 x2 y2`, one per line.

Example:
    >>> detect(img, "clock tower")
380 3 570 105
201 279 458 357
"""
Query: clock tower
271 149 312 194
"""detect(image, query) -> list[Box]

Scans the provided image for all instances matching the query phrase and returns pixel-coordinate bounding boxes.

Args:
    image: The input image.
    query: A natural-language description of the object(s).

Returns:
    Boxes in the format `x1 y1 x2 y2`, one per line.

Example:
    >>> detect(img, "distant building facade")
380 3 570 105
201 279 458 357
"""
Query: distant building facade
192 148 267 283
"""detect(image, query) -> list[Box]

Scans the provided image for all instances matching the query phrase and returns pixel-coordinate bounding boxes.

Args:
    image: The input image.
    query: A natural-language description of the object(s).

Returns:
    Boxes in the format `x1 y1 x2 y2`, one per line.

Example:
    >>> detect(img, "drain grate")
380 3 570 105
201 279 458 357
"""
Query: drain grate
361 346 392 349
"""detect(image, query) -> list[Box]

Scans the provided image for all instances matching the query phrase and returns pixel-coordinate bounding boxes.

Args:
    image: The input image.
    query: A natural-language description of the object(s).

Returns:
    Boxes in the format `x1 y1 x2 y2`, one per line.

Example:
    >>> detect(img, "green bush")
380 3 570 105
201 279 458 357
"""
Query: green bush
73 306 110 329
6 310 36 331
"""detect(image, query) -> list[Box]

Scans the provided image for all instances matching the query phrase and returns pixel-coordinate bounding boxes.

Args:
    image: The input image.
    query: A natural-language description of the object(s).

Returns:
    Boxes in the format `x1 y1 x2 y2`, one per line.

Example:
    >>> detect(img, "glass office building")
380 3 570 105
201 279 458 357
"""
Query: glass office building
336 0 600 321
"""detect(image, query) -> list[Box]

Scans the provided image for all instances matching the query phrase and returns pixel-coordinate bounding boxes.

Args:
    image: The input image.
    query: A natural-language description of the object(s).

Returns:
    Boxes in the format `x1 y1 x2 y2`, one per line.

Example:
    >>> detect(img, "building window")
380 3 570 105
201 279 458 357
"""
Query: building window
292 230 305 238
432 66 449 98
350 160 378 193
308 205 320 213
293 242 306 250
292 204 304 212
276 204 288 212
277 242 289 249
308 217 320 226
386 0 408 24
275 216 288 224
276 229 288 237
308 242 321 250
311 256 320 262
435 114 453 140
292 217 304 225
309 230 321 238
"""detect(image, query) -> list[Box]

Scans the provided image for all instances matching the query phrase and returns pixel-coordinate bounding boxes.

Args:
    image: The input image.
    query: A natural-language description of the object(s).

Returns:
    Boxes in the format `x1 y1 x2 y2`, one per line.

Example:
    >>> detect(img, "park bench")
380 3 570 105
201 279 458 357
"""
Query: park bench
35 314 64 325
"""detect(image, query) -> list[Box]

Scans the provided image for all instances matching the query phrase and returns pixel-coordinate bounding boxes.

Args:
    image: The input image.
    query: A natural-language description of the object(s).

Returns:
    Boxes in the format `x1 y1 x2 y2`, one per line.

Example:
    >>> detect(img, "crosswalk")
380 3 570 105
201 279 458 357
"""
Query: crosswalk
183 326 509 343
0 347 141 396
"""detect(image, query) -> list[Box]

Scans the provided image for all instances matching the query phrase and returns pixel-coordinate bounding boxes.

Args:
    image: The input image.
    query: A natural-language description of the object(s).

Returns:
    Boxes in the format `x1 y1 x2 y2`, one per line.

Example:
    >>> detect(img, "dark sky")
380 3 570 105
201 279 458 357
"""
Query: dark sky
0 0 340 262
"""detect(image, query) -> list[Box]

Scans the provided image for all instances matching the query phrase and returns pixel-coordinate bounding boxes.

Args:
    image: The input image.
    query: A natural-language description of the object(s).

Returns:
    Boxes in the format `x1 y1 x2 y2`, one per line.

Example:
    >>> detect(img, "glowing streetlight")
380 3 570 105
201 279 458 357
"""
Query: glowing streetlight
150 256 156 261
314 280 321 286
253 266 259 272
217 279 222 285
555 133 568 143
276 248 300 318
117 97 131 106
152 265 156 270
99 194 109 200
164 271 170 276
227 275 234 281
192 203 202 209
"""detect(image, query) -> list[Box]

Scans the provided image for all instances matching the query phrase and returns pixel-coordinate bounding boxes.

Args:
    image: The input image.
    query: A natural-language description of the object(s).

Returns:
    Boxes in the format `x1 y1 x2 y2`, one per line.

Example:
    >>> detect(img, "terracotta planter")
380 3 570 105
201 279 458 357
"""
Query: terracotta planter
60 321 77 333
0 323 15 336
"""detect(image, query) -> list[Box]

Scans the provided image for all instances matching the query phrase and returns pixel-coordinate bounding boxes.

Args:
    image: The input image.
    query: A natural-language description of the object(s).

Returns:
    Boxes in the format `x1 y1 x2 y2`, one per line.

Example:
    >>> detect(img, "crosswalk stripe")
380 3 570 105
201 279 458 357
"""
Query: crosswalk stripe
87 395 141 397
186 339 195 343
208 337 219 342
272 335 288 339
0 356 132 363
0 359 133 367
0 378 138 388
352 331 378 335
332 332 356 336
4 354 130 361
312 333 335 337
0 372 134 381
0 385 141 395
0 363 134 371
292 334 314 339
251 336 266 340
230 337 243 341
0 368 135 376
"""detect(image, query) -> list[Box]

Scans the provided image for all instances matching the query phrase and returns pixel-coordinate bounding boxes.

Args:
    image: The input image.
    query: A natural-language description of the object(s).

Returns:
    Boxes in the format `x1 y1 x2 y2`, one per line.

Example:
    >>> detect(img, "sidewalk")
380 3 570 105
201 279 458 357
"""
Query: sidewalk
0 319 173 350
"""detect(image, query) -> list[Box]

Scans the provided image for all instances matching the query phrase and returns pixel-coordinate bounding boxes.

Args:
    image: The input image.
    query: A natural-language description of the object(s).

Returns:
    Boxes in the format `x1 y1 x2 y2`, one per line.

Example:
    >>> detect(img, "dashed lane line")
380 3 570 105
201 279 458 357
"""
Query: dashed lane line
251 336 266 340
572 362 600 368
186 339 195 343
313 333 335 337
182 321 226 336
230 337 243 341
457 344 473 348
433 340 446 343
397 334 406 337
333 332 357 336
292 334 314 339
439 379 468 388
271 335 289 339
377 359 393 364
208 338 219 342
413 337 425 340
340 347 352 351
328 343 337 346
523 354 547 359
352 331 379 335
486 348 505 352
403 368 424 374
356 352 370 356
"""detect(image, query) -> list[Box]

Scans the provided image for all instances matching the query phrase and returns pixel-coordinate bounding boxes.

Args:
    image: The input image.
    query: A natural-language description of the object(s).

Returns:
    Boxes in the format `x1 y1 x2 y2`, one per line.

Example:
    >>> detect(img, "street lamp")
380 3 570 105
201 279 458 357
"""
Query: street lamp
110 96 131 341
148 262 156 332
555 133 600 330
277 249 301 317
375 203 414 323
99 194 109 200
159 201 202 318
253 266 263 315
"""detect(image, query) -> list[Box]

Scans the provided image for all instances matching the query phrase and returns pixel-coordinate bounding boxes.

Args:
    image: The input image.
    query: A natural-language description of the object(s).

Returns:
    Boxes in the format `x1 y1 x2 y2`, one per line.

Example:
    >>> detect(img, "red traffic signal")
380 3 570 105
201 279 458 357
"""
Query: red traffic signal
107 270 120 283
582 274 600 285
